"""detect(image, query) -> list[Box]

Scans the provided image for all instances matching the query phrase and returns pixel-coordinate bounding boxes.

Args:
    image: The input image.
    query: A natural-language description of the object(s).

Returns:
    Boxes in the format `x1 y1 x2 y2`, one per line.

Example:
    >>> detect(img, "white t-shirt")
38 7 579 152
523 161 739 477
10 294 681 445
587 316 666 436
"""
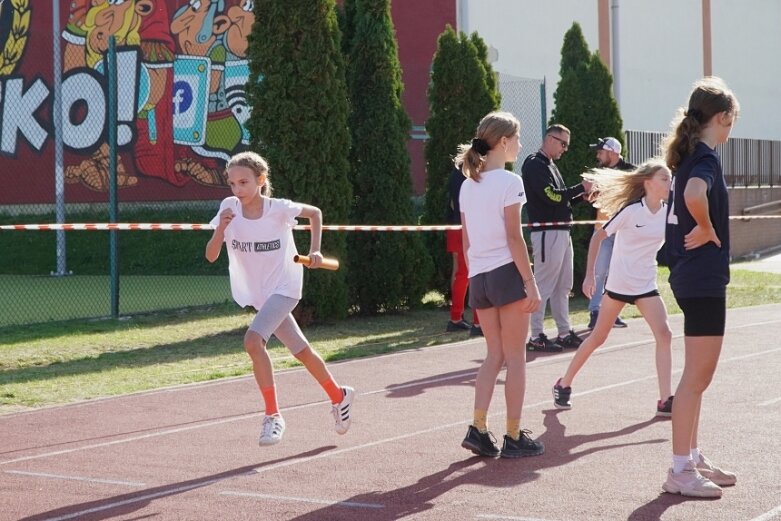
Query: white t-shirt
459 169 527 276
603 197 666 295
210 196 304 309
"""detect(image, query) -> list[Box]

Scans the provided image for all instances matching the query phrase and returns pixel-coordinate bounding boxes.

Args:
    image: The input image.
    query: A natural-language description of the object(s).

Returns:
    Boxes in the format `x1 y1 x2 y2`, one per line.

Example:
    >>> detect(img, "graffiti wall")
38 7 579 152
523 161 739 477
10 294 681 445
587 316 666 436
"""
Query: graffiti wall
0 0 256 205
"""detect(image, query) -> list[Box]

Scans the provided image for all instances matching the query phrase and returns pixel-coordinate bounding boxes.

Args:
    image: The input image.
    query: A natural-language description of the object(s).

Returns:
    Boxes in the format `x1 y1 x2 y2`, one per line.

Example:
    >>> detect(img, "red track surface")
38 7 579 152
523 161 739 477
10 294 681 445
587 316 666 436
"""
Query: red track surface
2 304 780 521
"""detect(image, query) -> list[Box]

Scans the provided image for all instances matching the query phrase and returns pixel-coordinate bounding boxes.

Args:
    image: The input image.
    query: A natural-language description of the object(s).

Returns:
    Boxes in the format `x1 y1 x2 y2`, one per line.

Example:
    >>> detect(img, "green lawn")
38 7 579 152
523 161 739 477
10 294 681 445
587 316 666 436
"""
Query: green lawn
0 275 231 327
1 267 780 414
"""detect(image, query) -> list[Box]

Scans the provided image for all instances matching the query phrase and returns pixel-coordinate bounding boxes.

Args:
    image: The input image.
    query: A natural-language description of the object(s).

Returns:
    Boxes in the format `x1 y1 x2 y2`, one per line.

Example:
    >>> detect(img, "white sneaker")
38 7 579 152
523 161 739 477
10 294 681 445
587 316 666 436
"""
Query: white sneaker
331 386 354 435
696 453 737 486
258 414 285 446
662 461 722 498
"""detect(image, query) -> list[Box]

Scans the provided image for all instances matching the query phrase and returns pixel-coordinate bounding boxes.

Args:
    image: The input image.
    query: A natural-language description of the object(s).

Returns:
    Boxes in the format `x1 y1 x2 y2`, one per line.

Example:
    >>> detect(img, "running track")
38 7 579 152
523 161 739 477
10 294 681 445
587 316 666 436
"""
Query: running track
2 304 781 521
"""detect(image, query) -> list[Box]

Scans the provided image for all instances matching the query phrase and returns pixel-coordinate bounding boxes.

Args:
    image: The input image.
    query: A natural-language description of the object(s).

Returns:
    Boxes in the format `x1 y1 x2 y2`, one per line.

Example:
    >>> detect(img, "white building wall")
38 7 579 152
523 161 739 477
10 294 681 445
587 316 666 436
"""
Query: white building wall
460 0 597 129
459 0 779 140
711 0 781 140
619 1 703 134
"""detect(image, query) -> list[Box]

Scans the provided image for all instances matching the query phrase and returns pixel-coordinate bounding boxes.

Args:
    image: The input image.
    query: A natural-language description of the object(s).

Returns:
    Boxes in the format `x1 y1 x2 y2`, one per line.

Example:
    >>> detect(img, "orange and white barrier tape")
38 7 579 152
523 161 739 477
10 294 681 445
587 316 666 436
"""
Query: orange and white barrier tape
0 215 778 232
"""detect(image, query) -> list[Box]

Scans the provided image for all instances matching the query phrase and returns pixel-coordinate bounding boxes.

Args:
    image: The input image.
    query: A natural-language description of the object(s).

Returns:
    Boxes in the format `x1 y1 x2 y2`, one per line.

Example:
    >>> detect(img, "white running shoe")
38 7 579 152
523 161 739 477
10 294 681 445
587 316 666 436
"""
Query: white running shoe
696 453 737 486
662 461 722 498
331 386 355 435
258 414 285 446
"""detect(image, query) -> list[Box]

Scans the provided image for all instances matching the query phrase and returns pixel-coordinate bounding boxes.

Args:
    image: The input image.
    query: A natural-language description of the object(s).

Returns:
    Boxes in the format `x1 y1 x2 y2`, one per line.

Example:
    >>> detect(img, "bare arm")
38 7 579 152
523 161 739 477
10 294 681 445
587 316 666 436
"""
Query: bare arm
205 208 235 263
298 204 323 268
582 227 608 298
460 212 469 272
504 203 540 313
683 178 721 249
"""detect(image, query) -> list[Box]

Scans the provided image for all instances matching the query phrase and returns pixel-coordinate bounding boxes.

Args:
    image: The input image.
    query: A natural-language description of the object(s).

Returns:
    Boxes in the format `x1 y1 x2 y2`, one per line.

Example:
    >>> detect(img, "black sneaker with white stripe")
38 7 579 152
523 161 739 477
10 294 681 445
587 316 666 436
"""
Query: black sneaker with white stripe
553 378 572 409
332 386 354 435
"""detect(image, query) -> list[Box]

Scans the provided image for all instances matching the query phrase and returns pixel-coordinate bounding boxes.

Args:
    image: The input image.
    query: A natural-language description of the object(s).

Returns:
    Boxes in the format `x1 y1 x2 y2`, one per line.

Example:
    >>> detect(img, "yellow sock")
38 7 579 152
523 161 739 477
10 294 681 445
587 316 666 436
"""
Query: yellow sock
473 410 488 433
506 419 521 440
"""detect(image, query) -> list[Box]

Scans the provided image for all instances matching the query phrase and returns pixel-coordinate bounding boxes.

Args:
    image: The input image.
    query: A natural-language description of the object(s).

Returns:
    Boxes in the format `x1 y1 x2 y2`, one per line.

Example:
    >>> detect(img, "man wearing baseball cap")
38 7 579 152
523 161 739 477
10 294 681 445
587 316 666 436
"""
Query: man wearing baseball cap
586 137 636 329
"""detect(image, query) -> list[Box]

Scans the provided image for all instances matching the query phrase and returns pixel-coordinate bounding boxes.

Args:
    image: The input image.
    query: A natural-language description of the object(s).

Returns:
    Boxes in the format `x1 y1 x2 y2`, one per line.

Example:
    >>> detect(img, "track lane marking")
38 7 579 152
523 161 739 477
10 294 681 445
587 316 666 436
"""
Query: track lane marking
219 490 384 509
4 470 145 487
749 505 781 521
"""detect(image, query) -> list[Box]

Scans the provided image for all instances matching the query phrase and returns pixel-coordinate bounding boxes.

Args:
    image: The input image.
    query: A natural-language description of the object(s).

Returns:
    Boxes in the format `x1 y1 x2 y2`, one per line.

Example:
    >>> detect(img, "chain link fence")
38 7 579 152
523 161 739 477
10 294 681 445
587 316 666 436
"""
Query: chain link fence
0 3 259 328
0 6 550 329
498 73 546 158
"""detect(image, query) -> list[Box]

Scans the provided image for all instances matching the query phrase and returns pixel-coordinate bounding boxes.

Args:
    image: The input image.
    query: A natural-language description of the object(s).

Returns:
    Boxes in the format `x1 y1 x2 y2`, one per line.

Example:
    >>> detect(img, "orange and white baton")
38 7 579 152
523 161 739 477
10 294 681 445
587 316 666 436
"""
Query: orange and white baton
293 254 340 271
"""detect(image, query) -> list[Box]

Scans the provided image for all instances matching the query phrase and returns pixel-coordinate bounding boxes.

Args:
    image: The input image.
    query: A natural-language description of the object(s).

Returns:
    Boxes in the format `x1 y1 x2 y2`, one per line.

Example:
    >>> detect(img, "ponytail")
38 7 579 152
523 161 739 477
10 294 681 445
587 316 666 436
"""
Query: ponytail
662 77 739 170
454 111 520 182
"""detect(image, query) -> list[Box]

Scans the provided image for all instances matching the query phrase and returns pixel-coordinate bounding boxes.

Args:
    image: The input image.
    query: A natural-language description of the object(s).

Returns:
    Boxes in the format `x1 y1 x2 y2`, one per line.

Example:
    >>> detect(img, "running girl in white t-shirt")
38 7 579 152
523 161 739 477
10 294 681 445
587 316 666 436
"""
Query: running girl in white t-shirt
205 152 354 447
553 159 673 416
456 112 544 459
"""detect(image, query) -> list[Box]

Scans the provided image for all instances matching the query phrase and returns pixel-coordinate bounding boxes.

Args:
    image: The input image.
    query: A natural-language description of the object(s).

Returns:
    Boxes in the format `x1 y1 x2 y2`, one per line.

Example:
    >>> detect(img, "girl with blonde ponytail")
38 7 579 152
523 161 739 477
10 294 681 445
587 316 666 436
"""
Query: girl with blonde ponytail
552 159 674 423
457 112 545 459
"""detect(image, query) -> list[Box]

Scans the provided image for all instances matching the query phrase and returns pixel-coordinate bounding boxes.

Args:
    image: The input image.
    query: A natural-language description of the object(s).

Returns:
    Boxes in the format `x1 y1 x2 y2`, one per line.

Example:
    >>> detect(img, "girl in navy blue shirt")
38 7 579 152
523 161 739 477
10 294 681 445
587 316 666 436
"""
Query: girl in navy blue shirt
661 77 739 498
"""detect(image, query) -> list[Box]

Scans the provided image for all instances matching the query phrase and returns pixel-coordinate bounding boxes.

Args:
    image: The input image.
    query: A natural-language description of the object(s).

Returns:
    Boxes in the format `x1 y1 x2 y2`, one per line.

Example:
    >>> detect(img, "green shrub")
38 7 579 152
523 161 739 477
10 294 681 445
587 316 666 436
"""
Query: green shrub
422 26 500 292
549 23 625 284
341 0 433 313
247 0 352 321
0 207 226 275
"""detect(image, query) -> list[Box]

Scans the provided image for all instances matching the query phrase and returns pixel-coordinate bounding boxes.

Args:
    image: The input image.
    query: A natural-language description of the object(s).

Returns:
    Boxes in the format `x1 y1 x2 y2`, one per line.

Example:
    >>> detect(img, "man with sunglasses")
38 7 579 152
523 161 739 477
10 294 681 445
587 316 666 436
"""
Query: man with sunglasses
521 124 592 352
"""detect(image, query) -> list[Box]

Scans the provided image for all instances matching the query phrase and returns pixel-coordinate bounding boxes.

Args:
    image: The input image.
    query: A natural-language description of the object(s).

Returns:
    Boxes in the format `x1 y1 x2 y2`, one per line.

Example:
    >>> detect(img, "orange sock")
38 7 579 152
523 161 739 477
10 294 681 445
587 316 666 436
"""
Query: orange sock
319 376 344 404
260 386 279 416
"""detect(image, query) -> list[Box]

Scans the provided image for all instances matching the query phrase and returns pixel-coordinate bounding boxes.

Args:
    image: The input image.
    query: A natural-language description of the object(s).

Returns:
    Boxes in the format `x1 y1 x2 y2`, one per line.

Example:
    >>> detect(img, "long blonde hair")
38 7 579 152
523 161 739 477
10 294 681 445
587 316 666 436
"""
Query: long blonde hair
454 111 520 182
226 151 273 196
661 77 739 170
583 159 669 218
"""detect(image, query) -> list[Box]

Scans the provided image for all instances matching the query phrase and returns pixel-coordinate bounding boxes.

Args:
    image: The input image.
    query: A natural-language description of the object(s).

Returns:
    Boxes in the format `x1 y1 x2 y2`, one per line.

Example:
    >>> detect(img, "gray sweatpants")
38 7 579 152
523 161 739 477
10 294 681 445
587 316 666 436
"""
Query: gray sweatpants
530 230 573 337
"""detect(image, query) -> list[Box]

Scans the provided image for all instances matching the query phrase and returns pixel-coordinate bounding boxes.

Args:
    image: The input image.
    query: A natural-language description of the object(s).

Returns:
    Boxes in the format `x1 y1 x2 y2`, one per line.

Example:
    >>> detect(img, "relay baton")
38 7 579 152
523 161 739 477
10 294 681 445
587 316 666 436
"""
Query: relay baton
293 254 340 271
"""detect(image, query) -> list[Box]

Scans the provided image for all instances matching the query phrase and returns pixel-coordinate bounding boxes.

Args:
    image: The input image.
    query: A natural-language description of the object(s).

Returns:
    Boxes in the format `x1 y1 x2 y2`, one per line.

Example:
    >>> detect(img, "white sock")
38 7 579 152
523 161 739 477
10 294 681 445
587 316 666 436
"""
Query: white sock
673 454 692 474
690 447 701 463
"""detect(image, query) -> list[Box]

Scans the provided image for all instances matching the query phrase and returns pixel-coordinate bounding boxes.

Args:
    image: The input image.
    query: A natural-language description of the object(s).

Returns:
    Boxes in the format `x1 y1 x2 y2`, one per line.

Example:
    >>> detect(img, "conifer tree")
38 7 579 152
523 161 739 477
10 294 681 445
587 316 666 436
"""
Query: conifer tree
338 0 357 55
549 22 625 283
344 0 433 313
422 26 500 290
246 0 352 321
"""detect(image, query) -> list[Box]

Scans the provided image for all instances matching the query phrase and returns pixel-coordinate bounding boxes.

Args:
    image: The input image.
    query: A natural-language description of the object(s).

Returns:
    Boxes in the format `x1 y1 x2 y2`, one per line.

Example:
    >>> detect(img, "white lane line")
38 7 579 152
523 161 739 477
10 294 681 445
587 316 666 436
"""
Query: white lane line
749 505 781 521
0 398 319 466
475 514 550 521
35 474 254 521
220 490 383 509
758 396 781 407
4 337 781 468
4 470 145 487
6 314 778 419
0 336 484 419
0 339 653 466
722 346 781 362
14 360 777 521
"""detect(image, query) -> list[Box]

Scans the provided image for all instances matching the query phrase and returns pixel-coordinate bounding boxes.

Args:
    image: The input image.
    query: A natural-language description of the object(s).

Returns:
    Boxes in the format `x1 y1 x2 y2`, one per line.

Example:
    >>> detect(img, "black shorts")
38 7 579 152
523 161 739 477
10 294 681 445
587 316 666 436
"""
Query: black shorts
605 289 660 305
674 296 726 336
469 262 527 309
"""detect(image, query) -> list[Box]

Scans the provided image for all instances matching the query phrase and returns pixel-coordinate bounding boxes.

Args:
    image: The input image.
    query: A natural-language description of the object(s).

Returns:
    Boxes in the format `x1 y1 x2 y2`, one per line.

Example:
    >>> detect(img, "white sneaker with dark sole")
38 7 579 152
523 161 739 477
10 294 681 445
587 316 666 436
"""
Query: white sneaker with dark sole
696 454 737 486
258 414 285 446
662 461 722 498
332 386 354 435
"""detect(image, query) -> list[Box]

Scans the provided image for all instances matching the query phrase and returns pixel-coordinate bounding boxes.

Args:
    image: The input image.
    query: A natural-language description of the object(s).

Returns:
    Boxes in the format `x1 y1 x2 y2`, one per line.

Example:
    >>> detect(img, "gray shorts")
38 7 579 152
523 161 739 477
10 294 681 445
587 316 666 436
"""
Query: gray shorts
469 262 527 309
249 294 309 355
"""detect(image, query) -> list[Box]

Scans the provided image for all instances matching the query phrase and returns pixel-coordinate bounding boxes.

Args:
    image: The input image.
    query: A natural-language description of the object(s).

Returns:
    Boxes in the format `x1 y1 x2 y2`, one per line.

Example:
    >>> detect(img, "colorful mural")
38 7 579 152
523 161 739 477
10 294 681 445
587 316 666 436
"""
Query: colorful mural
0 0 255 204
